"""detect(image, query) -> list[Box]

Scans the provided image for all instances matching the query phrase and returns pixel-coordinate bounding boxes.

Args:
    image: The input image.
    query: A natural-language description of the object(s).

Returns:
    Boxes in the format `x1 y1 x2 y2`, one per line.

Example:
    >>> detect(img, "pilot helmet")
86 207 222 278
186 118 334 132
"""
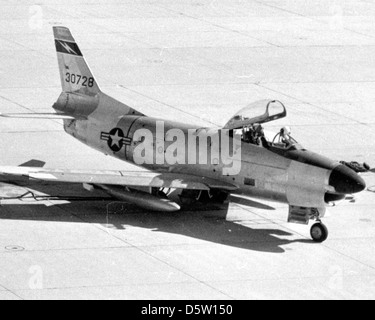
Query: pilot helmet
281 126 291 136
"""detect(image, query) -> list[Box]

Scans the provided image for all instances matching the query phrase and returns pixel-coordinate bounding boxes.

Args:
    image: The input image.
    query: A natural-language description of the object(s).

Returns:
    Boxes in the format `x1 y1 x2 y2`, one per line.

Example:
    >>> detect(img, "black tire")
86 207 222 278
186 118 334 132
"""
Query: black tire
310 223 329 243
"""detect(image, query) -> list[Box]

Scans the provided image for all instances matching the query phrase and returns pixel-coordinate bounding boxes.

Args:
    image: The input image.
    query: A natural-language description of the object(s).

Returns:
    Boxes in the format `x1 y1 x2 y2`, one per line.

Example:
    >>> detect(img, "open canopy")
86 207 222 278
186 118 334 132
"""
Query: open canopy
223 100 287 130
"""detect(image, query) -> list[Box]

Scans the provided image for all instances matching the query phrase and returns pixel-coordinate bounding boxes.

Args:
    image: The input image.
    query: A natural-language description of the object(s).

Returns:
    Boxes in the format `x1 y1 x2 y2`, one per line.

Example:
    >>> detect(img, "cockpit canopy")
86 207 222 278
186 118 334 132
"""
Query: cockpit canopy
223 100 287 130
224 100 302 151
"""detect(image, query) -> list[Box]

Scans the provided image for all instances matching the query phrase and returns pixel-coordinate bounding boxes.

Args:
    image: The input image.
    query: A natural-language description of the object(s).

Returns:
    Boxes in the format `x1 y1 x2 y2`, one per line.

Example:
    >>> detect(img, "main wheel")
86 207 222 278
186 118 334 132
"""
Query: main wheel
310 223 329 243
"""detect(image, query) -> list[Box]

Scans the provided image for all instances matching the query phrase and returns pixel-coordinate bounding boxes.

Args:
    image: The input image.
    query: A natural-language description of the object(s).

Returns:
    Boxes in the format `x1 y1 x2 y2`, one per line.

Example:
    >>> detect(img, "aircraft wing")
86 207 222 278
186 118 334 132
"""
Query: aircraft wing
0 167 238 191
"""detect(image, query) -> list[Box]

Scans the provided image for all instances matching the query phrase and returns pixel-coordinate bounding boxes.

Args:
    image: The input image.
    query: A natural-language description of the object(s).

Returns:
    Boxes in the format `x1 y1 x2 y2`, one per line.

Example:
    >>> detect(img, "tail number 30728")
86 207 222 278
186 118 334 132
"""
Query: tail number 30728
65 73 94 88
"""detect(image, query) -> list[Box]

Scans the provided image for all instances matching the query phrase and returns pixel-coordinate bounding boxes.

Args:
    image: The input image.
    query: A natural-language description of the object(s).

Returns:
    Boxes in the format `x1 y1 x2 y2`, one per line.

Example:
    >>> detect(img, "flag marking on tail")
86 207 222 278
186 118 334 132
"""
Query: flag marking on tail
55 40 82 56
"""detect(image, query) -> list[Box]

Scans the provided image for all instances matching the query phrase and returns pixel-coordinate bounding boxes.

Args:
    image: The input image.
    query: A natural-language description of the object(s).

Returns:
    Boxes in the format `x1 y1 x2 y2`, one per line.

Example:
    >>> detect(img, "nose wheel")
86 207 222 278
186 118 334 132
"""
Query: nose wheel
310 222 329 243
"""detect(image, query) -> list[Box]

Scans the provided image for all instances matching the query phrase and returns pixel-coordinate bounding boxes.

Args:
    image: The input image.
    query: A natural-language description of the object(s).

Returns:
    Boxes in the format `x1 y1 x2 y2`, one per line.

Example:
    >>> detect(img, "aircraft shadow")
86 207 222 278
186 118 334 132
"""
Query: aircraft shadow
0 179 309 253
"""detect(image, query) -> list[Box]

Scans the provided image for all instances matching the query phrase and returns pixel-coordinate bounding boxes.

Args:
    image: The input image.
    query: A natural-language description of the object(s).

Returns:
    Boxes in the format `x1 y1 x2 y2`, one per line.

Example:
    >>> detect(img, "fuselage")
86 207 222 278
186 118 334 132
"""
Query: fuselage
55 92 366 210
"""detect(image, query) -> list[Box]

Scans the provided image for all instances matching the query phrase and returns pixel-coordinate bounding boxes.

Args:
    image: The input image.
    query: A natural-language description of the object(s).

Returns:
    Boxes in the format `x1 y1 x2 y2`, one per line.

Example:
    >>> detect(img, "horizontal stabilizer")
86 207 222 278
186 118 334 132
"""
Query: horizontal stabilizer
19 160 46 168
0 113 83 120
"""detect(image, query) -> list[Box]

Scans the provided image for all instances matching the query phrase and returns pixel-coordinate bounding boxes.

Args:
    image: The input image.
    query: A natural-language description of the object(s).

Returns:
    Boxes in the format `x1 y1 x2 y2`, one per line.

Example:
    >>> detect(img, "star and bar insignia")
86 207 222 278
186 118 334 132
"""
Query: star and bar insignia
100 128 132 153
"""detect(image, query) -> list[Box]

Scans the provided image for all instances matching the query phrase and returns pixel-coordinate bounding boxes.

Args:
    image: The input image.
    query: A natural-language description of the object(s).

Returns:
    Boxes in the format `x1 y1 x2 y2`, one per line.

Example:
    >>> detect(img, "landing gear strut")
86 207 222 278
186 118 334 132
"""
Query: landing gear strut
288 206 329 242
310 222 329 243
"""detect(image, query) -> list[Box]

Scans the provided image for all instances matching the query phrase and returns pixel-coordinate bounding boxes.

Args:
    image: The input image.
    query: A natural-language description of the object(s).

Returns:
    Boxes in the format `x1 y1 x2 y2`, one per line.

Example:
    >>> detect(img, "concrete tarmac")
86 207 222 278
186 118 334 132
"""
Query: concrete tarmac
0 0 375 300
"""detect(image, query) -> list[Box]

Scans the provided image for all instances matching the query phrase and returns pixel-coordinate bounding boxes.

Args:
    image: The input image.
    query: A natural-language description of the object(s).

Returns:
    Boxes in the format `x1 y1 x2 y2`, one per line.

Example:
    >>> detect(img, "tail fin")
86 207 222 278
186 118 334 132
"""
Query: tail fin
53 27 101 96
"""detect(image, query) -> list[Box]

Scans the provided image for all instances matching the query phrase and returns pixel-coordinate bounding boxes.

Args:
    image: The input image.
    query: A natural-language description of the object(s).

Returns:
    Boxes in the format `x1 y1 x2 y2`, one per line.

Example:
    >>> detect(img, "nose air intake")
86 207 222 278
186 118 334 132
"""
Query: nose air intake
329 165 366 194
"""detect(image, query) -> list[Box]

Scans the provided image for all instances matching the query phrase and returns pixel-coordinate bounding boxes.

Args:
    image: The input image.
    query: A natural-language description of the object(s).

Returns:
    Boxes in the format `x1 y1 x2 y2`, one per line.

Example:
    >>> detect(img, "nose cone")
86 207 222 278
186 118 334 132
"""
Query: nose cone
329 165 366 194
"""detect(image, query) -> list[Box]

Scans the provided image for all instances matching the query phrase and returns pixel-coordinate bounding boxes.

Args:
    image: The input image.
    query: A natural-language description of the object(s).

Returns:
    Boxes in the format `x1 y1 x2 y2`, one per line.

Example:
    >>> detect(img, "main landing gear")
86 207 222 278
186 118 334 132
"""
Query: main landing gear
310 221 329 243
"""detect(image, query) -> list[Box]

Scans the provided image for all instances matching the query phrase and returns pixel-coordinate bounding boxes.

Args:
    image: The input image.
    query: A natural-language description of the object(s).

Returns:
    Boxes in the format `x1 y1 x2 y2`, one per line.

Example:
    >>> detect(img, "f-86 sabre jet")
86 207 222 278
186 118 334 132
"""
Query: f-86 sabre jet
0 27 366 243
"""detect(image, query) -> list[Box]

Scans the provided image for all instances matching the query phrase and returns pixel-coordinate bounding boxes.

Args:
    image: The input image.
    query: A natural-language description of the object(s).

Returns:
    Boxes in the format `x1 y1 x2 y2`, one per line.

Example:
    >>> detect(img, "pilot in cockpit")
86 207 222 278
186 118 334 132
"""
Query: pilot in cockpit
242 125 257 144
242 124 269 148
279 126 292 147
255 125 269 148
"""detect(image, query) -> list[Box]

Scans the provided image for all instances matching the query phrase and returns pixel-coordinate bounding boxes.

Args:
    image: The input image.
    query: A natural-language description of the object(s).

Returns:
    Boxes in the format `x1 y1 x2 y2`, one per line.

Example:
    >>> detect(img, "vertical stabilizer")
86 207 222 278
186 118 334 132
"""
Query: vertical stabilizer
53 27 101 96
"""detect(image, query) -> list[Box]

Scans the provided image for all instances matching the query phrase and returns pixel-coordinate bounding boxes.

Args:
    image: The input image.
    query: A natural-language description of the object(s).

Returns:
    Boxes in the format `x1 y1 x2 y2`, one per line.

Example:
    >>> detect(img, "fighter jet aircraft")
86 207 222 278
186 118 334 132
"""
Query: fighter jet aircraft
0 27 367 243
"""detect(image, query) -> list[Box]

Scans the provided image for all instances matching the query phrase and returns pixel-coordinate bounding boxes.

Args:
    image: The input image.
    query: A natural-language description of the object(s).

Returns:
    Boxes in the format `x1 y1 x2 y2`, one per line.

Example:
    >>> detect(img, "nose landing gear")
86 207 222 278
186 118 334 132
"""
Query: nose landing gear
288 206 329 243
310 222 329 243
